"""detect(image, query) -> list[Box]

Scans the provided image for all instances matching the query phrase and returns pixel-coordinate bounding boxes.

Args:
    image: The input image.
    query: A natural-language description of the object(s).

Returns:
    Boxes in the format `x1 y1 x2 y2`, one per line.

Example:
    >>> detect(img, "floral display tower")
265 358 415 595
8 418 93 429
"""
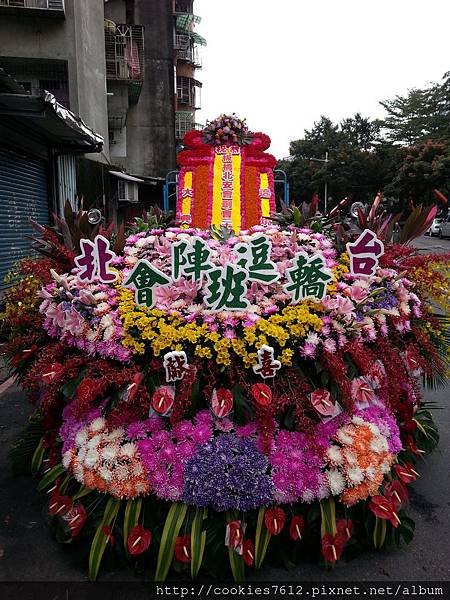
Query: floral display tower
176 115 276 229
2 115 448 583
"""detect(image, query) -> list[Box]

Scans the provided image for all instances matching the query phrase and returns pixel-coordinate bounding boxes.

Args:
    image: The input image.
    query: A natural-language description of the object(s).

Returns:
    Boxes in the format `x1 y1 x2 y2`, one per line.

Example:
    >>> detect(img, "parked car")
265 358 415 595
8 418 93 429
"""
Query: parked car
438 214 450 239
425 217 444 236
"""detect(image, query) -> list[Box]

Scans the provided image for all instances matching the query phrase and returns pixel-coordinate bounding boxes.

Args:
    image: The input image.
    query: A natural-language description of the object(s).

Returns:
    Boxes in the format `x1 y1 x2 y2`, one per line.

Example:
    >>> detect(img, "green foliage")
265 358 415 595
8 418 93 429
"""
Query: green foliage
9 413 44 475
190 507 208 578
123 498 142 555
254 507 271 569
373 517 387 549
129 206 175 233
155 502 188 582
88 498 121 581
37 463 66 492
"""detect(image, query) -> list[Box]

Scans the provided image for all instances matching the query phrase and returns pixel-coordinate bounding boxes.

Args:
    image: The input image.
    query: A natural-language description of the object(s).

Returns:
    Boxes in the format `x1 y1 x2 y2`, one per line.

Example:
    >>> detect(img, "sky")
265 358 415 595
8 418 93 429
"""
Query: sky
195 0 450 159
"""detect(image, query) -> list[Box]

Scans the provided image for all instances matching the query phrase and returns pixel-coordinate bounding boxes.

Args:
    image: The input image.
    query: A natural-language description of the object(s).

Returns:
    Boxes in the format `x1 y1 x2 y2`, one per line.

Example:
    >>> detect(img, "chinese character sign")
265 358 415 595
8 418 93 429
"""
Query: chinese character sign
75 235 118 283
235 234 280 284
347 229 384 278
204 265 250 311
284 253 333 303
253 345 281 379
163 351 189 383
171 236 214 282
123 259 171 308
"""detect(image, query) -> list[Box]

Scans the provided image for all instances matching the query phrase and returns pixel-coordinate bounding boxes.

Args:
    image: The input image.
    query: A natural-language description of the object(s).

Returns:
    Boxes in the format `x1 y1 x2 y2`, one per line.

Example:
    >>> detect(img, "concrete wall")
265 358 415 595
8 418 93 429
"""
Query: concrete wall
126 0 177 178
0 0 109 163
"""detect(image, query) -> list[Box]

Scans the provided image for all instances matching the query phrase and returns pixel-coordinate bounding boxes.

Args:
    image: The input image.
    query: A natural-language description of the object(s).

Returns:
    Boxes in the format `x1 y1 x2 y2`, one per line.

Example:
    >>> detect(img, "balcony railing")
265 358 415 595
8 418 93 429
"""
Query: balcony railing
175 112 203 140
0 0 65 16
105 21 144 103
177 46 202 68
176 76 202 109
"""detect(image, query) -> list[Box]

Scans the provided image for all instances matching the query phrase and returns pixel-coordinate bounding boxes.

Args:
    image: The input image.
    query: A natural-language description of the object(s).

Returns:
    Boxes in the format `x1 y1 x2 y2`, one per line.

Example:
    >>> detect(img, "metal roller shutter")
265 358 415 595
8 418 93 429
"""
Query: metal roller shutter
0 146 49 286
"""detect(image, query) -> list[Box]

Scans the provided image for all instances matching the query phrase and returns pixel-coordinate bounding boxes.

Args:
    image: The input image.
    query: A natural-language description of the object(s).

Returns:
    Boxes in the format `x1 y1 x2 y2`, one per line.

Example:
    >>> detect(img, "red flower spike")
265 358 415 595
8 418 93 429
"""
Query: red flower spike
384 480 409 509
242 540 255 566
336 518 353 541
211 388 233 418
227 520 244 549
175 535 191 563
42 362 64 385
151 386 175 415
127 524 152 555
126 372 144 402
394 463 419 483
289 515 305 541
369 495 401 528
102 525 115 546
48 493 72 517
321 533 344 564
62 503 87 538
264 507 286 535
250 383 272 407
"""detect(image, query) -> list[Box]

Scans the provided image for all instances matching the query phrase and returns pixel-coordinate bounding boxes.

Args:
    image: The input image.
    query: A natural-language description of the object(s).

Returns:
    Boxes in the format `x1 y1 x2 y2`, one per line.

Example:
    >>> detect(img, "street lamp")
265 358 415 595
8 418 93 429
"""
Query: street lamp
308 152 329 214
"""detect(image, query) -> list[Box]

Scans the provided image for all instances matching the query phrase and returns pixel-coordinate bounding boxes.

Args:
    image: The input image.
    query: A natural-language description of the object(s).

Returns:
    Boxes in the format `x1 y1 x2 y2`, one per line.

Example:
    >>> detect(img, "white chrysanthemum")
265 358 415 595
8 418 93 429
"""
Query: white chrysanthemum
84 448 100 468
77 447 87 462
98 466 113 482
75 428 88 447
365 467 377 481
93 292 108 302
103 325 115 341
380 460 392 474
101 443 119 462
115 464 130 481
301 490 314 503
337 429 353 445
351 416 365 426
105 428 124 442
73 462 85 483
343 450 358 466
62 451 73 470
133 463 144 477
87 434 102 450
119 443 137 459
100 314 113 329
134 482 148 494
327 469 346 495
367 423 381 436
305 332 320 346
370 436 389 454
326 445 343 465
347 467 364 485
90 417 106 433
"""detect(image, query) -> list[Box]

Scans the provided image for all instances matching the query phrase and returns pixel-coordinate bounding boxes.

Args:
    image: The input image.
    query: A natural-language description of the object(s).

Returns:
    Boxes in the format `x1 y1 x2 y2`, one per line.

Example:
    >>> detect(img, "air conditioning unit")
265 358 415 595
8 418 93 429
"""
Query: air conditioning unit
118 179 138 203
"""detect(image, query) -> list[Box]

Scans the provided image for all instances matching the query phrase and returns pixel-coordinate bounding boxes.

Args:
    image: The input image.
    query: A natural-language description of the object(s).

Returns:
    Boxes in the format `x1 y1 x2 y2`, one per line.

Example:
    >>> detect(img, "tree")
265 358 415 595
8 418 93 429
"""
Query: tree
380 73 450 145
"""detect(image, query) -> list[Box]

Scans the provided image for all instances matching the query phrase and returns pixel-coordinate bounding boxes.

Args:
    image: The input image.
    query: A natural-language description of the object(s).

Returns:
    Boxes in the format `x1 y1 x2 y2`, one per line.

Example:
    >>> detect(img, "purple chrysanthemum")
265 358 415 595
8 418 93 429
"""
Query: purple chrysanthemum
183 434 273 511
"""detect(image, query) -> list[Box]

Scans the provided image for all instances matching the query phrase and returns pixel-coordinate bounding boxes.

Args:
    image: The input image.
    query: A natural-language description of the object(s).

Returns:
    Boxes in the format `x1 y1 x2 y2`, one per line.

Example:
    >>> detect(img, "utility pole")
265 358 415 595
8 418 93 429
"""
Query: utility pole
309 151 329 214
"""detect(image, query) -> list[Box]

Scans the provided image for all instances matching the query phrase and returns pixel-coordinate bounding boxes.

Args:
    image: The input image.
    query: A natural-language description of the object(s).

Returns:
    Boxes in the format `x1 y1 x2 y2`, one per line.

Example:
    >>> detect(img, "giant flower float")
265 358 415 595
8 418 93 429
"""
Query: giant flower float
2 117 449 582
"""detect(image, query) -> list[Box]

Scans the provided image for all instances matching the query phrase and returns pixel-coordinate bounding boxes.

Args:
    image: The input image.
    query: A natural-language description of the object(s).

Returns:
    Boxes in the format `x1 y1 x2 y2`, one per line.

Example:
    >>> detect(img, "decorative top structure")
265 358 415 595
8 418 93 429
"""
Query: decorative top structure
176 115 277 231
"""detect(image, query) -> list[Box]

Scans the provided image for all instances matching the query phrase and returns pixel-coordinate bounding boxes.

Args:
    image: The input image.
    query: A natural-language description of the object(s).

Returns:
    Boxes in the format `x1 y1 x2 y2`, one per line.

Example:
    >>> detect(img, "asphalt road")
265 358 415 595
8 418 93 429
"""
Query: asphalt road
0 235 448 586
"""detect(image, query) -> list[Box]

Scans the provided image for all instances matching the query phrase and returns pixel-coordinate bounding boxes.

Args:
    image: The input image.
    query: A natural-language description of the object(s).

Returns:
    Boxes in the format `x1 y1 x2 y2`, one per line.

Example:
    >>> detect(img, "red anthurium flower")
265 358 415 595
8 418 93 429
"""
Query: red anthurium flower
242 540 255 566
127 524 152 555
102 525 115 546
62 503 87 538
403 348 422 375
369 495 401 528
126 372 144 402
394 463 419 484
175 535 191 563
11 345 38 367
289 515 305 541
264 507 286 535
351 377 375 406
250 383 272 407
366 361 386 389
211 388 233 418
227 520 244 549
336 518 353 541
384 480 409 509
321 533 344 563
151 386 175 415
310 389 335 417
48 493 72 517
42 363 64 385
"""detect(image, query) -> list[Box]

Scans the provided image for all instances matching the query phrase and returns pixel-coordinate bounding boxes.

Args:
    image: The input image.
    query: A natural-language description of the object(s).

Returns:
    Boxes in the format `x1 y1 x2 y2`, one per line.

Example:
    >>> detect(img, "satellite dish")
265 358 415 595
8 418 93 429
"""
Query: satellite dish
87 209 103 225
350 202 365 219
